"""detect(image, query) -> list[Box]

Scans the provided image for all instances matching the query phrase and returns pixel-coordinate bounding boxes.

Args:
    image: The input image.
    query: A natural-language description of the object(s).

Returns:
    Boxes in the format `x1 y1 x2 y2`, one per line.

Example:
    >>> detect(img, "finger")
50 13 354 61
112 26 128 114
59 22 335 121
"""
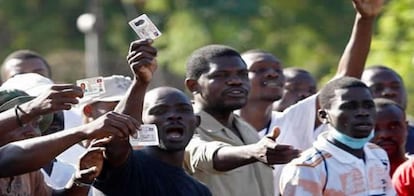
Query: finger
90 137 112 147
86 147 106 153
50 84 82 92
266 127 280 140
110 112 140 132
106 119 131 138
128 52 156 65
80 147 105 160
48 88 83 99
129 39 155 52
273 144 295 150
51 97 80 105
77 166 98 177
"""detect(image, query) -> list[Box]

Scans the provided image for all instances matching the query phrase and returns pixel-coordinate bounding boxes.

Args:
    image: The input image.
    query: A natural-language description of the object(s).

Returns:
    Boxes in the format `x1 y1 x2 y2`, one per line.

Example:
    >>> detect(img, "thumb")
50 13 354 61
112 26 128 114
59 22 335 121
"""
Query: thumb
266 127 280 140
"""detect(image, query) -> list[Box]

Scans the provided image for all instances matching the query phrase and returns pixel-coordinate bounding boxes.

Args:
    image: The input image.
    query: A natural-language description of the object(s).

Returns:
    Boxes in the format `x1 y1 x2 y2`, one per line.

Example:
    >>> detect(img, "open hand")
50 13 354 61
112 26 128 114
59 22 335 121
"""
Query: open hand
254 127 300 165
75 138 110 184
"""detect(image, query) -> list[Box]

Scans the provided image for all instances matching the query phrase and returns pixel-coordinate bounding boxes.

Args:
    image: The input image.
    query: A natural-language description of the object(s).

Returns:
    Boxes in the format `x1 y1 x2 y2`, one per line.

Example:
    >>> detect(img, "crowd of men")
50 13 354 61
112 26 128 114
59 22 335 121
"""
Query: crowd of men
1 0 413 195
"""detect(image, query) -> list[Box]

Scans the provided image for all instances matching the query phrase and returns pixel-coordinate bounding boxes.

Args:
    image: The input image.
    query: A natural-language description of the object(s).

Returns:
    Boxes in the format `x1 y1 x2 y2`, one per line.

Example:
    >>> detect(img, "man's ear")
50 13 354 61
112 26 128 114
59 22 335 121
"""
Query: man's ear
317 109 329 124
82 105 93 117
185 78 200 95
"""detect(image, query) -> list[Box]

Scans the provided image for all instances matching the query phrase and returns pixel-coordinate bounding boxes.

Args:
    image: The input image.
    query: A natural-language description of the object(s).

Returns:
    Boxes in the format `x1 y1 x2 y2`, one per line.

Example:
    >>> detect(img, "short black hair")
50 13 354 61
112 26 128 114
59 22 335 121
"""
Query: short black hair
374 97 404 113
319 77 369 109
366 65 403 83
186 44 242 79
2 50 52 77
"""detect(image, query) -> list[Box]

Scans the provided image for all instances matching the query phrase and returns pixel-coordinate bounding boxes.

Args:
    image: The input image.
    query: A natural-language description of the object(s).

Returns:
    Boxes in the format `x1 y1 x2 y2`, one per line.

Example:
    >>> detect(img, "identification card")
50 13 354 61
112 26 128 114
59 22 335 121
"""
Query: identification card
130 124 159 146
128 14 162 40
76 76 105 96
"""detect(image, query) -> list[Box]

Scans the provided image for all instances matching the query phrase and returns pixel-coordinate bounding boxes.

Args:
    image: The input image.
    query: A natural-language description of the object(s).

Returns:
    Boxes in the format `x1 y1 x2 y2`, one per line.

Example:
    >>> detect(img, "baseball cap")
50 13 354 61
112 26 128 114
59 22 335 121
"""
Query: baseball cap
78 75 132 107
0 73 53 96
0 89 53 132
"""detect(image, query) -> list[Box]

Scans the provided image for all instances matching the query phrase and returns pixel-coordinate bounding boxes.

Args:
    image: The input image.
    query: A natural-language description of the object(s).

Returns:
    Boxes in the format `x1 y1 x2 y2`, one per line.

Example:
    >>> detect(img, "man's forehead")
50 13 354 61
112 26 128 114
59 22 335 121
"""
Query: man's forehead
145 88 191 106
377 105 404 117
206 56 247 72
332 87 372 101
363 69 401 84
242 53 279 67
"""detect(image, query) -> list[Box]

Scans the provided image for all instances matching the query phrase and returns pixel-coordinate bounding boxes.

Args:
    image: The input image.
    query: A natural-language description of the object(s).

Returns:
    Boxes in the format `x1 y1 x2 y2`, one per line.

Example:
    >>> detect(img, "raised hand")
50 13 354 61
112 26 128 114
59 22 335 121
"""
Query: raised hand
353 0 384 18
126 39 158 83
254 127 300 165
74 138 109 185
82 111 139 140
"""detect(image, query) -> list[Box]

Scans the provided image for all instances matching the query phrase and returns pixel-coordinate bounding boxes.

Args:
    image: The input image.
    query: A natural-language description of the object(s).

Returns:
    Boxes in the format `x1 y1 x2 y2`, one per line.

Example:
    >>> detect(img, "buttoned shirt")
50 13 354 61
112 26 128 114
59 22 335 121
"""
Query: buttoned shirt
185 109 274 196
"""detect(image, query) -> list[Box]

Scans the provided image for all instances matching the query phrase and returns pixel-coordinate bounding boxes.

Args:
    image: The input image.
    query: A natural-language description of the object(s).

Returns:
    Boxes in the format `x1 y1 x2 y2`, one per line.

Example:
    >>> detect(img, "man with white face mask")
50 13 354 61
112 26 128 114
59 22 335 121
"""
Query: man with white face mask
279 77 395 196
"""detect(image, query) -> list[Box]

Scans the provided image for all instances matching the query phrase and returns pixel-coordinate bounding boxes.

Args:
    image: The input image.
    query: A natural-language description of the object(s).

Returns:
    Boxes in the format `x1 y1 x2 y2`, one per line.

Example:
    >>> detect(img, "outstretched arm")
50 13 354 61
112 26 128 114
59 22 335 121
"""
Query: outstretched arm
104 39 158 167
213 128 299 171
334 0 383 79
0 111 137 178
0 84 83 141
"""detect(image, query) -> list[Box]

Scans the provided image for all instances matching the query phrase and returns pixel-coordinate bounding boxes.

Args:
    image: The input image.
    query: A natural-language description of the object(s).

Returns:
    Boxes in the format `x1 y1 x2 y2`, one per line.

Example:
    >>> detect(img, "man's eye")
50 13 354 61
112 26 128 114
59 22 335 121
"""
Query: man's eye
149 108 167 115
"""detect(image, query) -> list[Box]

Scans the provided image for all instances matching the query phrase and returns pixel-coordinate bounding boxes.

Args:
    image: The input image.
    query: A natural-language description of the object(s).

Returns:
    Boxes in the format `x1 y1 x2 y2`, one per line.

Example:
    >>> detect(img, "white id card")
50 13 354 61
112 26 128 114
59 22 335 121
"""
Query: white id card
130 124 159 146
128 14 162 40
76 76 105 96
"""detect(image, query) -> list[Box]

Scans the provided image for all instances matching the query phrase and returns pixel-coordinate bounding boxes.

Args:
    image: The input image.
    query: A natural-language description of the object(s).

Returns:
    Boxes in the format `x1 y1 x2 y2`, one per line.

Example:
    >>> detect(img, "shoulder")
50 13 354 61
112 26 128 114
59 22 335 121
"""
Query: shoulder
289 147 332 168
366 143 388 158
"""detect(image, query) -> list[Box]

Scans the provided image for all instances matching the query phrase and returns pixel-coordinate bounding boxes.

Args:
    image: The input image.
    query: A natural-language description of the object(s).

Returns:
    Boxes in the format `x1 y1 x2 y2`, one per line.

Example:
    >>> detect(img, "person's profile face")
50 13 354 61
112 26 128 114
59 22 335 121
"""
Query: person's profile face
362 69 407 109
143 91 198 151
196 55 250 112
371 104 407 158
325 87 376 139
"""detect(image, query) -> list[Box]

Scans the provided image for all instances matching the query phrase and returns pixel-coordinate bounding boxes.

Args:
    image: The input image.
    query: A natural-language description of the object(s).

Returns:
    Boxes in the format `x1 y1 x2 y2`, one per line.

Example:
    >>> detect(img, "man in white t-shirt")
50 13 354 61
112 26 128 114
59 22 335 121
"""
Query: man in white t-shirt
280 76 395 195
238 0 384 195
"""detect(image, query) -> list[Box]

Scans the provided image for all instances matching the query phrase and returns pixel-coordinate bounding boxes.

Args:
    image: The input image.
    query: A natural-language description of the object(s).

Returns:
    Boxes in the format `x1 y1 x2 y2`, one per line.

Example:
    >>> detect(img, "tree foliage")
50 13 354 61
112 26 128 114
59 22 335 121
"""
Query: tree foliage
367 0 414 115
1 0 413 114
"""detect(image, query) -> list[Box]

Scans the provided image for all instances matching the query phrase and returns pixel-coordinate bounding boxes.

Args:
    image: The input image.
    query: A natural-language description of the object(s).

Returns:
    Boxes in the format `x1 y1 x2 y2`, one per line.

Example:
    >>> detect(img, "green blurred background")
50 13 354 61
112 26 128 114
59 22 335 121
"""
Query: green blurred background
0 0 413 114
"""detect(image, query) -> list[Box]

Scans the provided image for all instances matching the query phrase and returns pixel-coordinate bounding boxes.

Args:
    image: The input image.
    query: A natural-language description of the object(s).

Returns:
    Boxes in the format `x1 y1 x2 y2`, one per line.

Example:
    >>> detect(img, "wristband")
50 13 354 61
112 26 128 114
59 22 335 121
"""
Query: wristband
14 105 24 127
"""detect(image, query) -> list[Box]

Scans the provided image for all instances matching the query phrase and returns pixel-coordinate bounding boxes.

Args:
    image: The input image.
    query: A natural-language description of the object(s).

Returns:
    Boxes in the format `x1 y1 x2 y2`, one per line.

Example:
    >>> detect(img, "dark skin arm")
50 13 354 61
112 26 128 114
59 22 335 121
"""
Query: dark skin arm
104 39 158 167
334 0 383 79
213 127 300 171
0 111 138 178
314 0 383 128
0 84 83 141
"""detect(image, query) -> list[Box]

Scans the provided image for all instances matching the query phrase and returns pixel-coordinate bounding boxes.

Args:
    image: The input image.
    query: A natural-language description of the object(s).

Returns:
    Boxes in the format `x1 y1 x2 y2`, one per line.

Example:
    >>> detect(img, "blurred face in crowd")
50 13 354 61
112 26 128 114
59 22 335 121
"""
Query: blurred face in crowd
243 52 284 103
371 102 407 159
192 56 250 113
2 57 50 81
142 88 200 151
362 68 407 110
273 68 316 111
322 87 376 139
